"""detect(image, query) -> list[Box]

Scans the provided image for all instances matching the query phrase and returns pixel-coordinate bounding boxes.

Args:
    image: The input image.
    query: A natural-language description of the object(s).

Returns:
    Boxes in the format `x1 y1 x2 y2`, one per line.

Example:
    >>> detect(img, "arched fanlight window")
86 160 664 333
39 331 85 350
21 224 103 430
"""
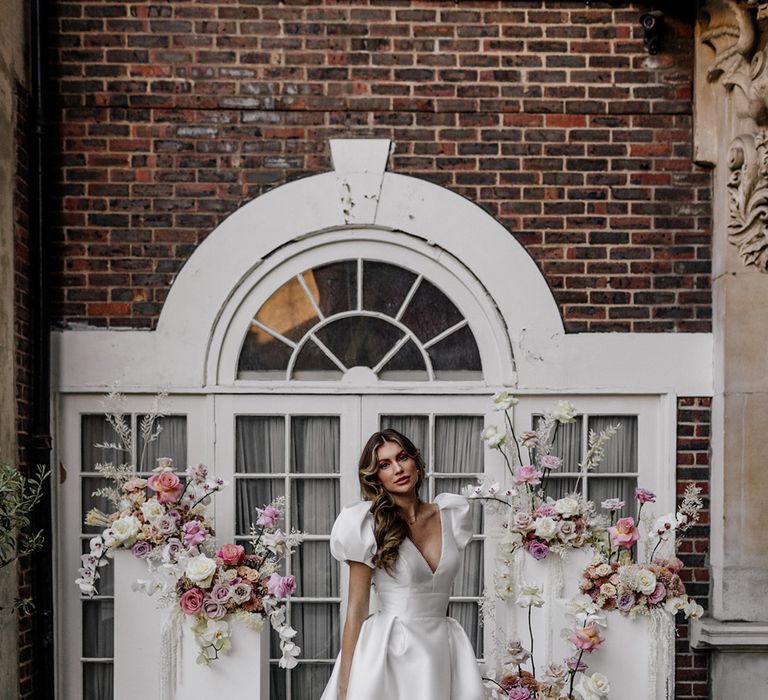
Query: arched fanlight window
237 259 483 381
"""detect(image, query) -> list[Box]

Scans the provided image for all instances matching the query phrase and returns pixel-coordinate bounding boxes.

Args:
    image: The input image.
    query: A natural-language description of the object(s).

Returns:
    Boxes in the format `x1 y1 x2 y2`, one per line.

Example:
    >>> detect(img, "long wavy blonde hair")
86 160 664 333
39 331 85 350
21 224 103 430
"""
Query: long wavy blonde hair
359 428 426 573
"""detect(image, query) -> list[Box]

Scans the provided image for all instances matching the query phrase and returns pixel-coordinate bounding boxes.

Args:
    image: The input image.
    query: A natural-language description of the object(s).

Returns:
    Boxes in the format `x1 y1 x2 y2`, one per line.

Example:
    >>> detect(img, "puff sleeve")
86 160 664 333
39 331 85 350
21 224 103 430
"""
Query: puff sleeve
329 501 377 568
434 492 473 551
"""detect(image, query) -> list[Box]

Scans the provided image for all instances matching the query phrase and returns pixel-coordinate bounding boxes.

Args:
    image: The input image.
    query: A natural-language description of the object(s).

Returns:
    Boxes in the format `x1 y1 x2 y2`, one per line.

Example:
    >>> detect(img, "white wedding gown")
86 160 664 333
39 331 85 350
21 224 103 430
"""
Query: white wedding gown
319 493 485 700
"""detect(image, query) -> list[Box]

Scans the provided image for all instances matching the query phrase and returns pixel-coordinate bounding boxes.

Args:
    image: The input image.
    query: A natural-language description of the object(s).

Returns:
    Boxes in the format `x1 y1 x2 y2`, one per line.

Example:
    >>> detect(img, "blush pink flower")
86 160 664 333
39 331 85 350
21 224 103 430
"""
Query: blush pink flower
507 689 531 700
635 487 656 504
649 582 667 605
513 465 543 486
147 470 183 504
179 587 204 615
182 520 206 548
267 573 296 600
608 517 640 549
256 505 281 528
568 623 604 653
216 543 246 566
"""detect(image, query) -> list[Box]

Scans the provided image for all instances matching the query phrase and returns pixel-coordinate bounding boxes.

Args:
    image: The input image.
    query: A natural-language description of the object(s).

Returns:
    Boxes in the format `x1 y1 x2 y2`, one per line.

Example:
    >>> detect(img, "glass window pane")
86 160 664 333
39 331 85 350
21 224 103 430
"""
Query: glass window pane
291 416 340 474
82 600 114 657
293 540 339 597
452 540 483 597
427 325 482 378
400 278 464 344
588 476 638 516
377 339 428 381
290 480 339 534
448 602 482 657
83 663 113 700
292 339 344 381
236 479 285 535
292 602 340 658
315 317 403 369
82 477 115 535
363 260 417 316
588 415 638 474
137 415 186 473
237 326 293 377
236 416 285 474
292 663 334 700
379 415 429 469
435 477 483 532
543 476 580 500
434 416 483 474
307 260 357 317
533 415 582 473
269 664 286 700
81 414 122 471
255 276 320 343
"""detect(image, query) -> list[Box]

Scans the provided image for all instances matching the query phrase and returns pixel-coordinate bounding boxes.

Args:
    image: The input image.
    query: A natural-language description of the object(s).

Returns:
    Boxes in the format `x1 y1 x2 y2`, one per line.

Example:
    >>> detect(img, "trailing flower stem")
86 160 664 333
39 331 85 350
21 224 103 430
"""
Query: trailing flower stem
528 605 536 679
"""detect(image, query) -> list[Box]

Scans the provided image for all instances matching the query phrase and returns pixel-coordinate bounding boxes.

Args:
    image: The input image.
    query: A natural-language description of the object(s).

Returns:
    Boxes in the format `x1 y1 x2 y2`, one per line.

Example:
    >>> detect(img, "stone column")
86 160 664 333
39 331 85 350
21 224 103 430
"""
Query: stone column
0 1 27 698
691 0 768 691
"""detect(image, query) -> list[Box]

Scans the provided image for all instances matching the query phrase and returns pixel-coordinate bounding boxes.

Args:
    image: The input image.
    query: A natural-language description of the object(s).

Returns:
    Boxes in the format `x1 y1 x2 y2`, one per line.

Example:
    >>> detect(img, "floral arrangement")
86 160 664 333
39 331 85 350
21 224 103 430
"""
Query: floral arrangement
484 580 611 699
470 393 610 567
77 458 225 597
575 484 704 621
474 389 706 699
156 497 303 667
74 391 304 670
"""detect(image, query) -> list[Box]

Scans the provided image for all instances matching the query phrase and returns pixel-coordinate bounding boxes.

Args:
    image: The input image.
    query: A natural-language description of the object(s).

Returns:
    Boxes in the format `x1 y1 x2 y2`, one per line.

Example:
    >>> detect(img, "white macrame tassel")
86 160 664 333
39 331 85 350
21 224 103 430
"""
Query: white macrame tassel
648 609 674 700
159 609 182 700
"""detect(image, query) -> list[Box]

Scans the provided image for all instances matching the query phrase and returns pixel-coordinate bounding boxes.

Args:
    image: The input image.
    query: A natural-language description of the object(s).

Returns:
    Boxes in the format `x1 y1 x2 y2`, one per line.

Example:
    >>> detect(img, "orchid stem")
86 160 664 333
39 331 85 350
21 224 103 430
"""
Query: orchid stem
504 410 524 467
528 605 536 679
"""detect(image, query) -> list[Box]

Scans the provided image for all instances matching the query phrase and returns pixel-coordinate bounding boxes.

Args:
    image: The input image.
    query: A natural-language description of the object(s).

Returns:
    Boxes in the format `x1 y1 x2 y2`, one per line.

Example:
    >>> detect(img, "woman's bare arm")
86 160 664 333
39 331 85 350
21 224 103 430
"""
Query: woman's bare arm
338 561 373 700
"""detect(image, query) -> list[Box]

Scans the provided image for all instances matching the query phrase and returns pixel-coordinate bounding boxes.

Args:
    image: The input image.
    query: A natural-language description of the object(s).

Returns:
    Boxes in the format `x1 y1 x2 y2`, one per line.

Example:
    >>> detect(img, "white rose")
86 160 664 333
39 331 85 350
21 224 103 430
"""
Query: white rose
534 516 558 540
576 672 610 699
516 582 545 608
110 515 141 546
185 554 217 588
140 497 164 523
555 497 580 518
634 568 657 595
552 400 578 424
492 389 519 411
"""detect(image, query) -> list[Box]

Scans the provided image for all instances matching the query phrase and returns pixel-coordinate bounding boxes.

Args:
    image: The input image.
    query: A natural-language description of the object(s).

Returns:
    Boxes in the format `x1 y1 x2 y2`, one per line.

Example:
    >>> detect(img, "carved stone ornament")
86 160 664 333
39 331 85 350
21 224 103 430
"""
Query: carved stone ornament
701 0 768 270
726 132 768 270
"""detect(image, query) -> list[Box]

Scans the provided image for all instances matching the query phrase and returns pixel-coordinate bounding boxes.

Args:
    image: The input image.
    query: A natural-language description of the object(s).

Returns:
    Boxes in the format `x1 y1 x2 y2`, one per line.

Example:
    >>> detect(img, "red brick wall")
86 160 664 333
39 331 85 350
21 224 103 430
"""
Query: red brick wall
47 1 711 331
14 83 35 699
674 397 710 700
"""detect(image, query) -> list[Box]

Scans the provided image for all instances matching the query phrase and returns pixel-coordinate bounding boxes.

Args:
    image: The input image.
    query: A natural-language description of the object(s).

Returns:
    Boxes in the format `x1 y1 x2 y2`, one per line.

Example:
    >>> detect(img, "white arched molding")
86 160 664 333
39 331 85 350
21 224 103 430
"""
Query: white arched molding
53 139 712 395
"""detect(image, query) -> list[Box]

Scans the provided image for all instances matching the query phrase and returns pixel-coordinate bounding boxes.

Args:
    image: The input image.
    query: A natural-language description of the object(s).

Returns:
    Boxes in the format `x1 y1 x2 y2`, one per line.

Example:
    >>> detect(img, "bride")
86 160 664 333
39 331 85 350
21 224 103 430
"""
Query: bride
320 428 485 700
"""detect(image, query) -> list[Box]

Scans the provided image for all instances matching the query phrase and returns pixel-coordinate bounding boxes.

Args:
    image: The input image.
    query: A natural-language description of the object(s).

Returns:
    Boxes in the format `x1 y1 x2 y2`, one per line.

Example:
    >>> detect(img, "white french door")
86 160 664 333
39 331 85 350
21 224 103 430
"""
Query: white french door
214 393 496 700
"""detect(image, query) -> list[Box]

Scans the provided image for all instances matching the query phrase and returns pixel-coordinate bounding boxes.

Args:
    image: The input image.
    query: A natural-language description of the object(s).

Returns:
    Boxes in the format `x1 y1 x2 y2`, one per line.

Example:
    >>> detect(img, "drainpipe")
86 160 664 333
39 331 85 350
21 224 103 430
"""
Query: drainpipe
27 0 54 698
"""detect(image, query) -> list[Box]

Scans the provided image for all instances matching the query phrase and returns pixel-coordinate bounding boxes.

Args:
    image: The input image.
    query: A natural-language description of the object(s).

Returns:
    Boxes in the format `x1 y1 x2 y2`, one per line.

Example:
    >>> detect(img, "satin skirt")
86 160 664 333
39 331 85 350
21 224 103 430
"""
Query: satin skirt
319 612 485 700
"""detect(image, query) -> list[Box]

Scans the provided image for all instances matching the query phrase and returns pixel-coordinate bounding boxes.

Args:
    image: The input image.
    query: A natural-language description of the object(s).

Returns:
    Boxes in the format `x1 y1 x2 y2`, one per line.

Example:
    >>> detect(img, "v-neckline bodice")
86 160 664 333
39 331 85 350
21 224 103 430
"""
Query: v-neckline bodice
405 506 445 576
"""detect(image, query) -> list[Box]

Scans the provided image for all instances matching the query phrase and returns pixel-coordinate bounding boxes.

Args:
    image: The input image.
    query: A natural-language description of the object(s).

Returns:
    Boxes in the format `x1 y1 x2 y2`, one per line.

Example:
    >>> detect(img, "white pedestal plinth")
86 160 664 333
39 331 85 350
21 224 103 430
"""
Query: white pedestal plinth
588 611 674 700
506 547 595 666
175 619 269 700
113 551 162 700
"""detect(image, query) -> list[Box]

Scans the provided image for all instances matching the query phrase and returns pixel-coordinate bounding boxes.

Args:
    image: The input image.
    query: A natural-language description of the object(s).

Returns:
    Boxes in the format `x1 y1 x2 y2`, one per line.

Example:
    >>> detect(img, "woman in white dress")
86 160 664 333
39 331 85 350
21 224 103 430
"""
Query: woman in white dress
320 428 485 700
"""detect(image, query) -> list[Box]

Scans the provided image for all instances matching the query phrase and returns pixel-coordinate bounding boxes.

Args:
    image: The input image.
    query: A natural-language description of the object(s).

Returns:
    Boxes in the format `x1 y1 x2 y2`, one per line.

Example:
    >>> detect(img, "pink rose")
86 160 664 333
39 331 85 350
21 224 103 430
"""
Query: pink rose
122 477 148 494
649 582 667 605
147 470 183 504
513 465 543 486
217 543 245 566
180 587 204 615
508 689 531 700
256 505 281 528
608 517 640 549
526 540 549 560
267 573 296 600
182 520 206 548
568 623 604 653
